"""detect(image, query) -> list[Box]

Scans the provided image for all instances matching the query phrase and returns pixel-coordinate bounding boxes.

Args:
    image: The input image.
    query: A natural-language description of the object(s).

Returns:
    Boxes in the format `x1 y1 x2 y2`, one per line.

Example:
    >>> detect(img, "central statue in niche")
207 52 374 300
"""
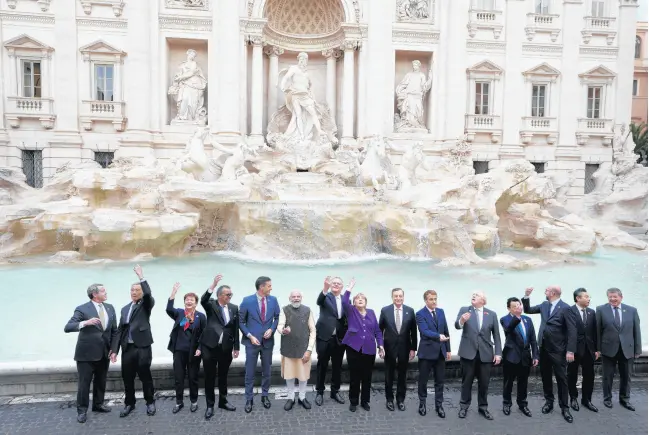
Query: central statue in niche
267 52 339 170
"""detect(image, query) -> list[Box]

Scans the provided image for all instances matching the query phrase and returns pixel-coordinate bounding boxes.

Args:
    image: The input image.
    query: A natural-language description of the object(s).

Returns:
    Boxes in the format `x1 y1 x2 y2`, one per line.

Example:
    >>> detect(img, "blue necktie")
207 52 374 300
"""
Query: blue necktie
517 321 526 345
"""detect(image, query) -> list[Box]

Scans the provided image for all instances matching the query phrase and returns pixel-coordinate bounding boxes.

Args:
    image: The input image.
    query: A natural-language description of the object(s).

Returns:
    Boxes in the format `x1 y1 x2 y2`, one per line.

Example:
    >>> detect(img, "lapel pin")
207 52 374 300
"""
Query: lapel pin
623 310 626 313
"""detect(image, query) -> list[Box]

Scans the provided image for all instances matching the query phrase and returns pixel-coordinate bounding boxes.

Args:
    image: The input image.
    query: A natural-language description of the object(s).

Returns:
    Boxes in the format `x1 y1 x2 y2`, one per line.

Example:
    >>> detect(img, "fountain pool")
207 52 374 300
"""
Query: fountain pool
2 249 646 364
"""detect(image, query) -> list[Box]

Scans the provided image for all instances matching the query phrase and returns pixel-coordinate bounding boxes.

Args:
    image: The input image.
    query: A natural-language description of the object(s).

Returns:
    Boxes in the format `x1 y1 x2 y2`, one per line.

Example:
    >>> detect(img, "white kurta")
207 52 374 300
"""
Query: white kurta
278 308 317 382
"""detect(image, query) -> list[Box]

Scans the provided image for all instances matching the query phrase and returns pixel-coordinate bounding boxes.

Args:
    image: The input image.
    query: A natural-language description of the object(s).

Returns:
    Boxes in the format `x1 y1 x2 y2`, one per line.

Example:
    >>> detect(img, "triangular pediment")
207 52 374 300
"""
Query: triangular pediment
523 62 561 78
79 40 126 56
579 65 616 79
467 60 504 74
3 34 53 52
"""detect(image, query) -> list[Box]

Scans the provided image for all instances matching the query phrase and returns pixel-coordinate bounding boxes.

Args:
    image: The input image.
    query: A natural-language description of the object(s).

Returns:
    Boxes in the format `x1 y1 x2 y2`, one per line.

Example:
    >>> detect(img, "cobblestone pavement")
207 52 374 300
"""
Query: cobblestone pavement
0 379 646 435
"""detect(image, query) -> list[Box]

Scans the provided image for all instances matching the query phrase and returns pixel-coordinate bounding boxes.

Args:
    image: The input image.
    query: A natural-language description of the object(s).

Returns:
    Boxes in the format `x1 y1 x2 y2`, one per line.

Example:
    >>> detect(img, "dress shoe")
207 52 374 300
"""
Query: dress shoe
299 398 312 410
570 398 579 411
146 403 156 416
436 406 445 418
261 396 271 409
541 402 554 414
204 407 214 420
479 409 493 420
520 406 532 417
397 402 406 411
315 393 323 406
190 402 198 413
418 402 426 416
92 404 111 413
218 401 236 412
331 392 345 404
620 401 635 411
603 399 613 408
119 405 135 418
458 408 468 418
503 404 511 415
386 400 395 411
284 399 295 411
245 400 253 413
361 402 370 411
349 404 357 412
582 401 598 412
561 408 573 423
172 403 184 414
77 413 87 424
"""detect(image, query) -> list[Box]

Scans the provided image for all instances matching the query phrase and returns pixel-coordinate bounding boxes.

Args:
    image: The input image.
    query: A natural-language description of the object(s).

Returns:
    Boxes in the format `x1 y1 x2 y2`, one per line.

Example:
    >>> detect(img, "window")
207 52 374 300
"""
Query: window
587 86 602 119
535 0 550 14
94 151 114 168
94 64 114 101
636 36 642 59
475 82 490 115
22 150 43 188
584 163 599 194
532 162 546 173
475 0 495 10
22 60 41 98
531 84 547 117
591 0 605 17
473 161 489 174
633 80 638 96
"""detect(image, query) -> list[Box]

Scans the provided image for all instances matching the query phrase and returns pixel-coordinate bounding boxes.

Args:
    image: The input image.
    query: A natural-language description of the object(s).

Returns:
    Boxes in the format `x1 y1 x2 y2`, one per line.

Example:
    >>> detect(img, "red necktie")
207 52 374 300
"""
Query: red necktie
261 297 266 322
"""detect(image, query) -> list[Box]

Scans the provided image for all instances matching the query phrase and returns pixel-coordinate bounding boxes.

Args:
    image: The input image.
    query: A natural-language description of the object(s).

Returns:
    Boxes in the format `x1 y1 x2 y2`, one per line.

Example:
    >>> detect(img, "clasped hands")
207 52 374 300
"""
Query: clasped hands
249 329 273 346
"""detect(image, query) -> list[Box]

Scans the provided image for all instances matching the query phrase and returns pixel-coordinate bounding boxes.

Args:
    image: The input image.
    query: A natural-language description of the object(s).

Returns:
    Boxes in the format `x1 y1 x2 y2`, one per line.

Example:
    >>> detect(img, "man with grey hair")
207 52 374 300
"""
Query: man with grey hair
279 290 316 411
64 283 118 424
595 287 642 411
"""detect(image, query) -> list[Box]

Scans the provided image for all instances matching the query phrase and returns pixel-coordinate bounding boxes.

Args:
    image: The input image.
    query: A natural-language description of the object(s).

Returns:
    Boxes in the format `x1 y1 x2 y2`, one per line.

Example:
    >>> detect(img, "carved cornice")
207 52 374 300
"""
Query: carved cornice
264 46 284 57
240 18 267 36
159 15 212 32
248 35 265 46
466 41 506 51
522 43 563 55
392 28 440 45
579 46 618 57
341 39 361 51
0 12 54 25
261 26 346 52
322 48 342 59
165 0 209 11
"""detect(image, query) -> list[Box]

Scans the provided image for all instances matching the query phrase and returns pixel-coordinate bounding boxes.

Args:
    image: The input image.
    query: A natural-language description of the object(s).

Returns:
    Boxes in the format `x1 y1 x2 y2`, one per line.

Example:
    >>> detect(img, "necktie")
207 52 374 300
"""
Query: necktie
395 308 402 333
614 307 621 328
97 304 106 330
261 297 266 322
431 309 438 325
517 321 526 345
582 309 587 324
549 303 555 317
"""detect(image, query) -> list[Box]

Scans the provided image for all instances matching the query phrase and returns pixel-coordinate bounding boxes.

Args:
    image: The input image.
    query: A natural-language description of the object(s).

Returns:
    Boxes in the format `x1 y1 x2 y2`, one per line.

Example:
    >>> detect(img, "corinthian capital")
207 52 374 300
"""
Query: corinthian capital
341 40 360 51
265 46 284 57
248 35 265 46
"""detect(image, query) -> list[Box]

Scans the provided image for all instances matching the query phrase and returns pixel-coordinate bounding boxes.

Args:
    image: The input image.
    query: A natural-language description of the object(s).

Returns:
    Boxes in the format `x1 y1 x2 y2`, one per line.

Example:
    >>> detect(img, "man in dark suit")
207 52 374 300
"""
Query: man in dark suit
596 287 642 411
500 297 538 418
415 289 451 418
64 283 118 424
378 288 417 411
455 290 502 420
522 285 576 423
567 288 599 413
240 276 280 413
314 276 348 406
200 274 240 419
111 264 156 418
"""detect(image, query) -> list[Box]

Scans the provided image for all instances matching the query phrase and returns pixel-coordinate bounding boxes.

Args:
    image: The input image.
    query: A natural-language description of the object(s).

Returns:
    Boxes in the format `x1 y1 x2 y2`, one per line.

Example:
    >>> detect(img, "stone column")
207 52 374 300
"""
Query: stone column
53 4 79 133
124 0 151 134
239 37 248 136
501 0 527 146
615 0 638 127
323 49 338 125
426 52 435 133
341 40 356 145
356 43 367 138
266 46 283 123
249 36 265 142
365 0 393 136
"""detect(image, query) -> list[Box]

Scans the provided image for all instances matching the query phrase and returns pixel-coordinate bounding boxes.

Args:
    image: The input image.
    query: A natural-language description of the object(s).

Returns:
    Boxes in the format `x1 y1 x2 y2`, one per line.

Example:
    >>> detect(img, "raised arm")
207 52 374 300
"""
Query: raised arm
202 274 223 310
522 287 542 314
134 265 154 312
167 282 181 320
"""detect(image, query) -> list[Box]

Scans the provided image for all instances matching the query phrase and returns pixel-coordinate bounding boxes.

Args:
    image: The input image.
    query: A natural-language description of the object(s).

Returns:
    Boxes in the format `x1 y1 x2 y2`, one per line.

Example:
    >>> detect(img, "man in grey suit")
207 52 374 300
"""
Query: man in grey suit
595 288 642 411
455 291 502 420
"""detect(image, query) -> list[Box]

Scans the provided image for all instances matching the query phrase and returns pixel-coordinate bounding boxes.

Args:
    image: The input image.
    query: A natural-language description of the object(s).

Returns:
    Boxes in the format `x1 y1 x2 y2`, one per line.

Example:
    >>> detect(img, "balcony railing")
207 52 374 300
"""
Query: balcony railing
584 16 616 31
5 96 55 129
80 100 126 131
525 13 561 41
465 114 502 143
576 118 614 145
468 9 503 38
521 116 558 131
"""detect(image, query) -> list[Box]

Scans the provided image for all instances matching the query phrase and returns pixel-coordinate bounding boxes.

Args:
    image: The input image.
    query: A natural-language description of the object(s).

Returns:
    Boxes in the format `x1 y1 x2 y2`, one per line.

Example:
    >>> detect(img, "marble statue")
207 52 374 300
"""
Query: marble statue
168 49 208 124
396 0 430 21
175 126 210 180
213 140 259 182
389 141 430 189
394 61 433 133
359 136 397 190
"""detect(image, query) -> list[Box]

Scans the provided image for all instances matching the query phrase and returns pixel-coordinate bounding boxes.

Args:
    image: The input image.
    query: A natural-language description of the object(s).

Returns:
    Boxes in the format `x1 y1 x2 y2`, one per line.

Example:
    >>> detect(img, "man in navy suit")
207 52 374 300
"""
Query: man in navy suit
240 276 280 413
500 297 538 418
568 288 599 413
415 290 451 418
522 285 576 423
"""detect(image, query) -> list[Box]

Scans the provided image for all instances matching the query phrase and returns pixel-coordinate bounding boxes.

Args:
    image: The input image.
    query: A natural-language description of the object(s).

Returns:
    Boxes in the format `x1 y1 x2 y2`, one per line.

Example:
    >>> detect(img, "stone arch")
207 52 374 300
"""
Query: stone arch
249 0 360 25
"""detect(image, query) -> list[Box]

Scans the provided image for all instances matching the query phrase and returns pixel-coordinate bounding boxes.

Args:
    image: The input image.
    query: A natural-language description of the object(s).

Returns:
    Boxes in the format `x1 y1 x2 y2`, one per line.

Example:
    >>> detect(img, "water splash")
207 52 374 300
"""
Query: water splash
488 232 501 256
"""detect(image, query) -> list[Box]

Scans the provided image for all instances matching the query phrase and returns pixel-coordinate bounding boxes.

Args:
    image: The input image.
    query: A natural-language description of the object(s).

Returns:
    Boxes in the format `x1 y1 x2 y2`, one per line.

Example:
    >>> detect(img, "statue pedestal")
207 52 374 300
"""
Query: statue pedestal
246 134 266 147
388 132 436 148
395 127 429 134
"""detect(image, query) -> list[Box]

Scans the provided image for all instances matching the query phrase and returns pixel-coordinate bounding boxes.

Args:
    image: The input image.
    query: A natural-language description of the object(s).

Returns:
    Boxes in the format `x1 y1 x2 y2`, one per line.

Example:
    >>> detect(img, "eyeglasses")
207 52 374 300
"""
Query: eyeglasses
222 293 233 297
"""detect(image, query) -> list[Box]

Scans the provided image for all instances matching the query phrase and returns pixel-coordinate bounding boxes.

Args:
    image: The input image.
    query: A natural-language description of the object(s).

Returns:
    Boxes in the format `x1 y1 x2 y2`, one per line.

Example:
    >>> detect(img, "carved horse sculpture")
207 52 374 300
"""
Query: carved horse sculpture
213 140 259 182
359 136 396 190
177 126 210 180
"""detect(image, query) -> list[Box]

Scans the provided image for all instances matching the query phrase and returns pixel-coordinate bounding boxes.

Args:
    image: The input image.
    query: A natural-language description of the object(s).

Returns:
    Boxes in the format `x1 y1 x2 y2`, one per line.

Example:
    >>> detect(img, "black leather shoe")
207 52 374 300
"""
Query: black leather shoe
284 399 295 411
458 408 467 418
620 401 635 411
581 401 598 412
204 407 214 420
418 402 426 416
119 405 135 418
520 406 532 417
299 398 311 410
349 404 357 412
315 393 323 406
172 403 183 414
562 408 573 423
436 406 445 418
331 392 345 404
77 413 87 424
261 396 271 409
570 398 579 411
245 400 253 413
386 400 395 411
397 402 406 411
218 401 236 412
541 402 554 414
146 403 156 416
479 409 493 420
603 399 613 408
361 402 370 411
92 404 111 413
503 404 511 415
190 402 198 412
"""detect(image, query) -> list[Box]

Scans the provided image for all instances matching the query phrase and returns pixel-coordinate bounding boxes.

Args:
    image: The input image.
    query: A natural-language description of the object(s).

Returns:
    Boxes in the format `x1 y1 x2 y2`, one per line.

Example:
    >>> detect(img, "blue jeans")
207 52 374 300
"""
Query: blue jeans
244 345 273 401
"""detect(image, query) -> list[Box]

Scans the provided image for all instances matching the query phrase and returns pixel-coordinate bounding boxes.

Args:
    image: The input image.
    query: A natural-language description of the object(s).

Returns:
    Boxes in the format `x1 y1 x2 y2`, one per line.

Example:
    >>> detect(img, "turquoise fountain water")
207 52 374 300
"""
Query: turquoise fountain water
2 249 646 363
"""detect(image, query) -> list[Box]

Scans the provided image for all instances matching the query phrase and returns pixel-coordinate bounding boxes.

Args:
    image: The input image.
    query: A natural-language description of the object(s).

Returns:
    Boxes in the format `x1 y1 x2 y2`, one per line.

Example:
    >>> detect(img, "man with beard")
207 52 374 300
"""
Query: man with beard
279 290 316 411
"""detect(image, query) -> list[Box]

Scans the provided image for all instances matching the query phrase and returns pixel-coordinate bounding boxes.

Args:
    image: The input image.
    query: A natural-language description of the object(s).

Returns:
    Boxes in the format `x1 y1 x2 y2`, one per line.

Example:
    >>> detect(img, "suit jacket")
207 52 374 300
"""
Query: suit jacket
112 280 155 354
570 305 597 358
200 289 240 351
165 298 206 355
500 314 538 366
522 297 576 354
340 290 383 355
379 304 417 359
64 301 118 362
454 306 502 363
239 293 280 349
315 291 348 341
596 303 642 360
416 307 450 361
